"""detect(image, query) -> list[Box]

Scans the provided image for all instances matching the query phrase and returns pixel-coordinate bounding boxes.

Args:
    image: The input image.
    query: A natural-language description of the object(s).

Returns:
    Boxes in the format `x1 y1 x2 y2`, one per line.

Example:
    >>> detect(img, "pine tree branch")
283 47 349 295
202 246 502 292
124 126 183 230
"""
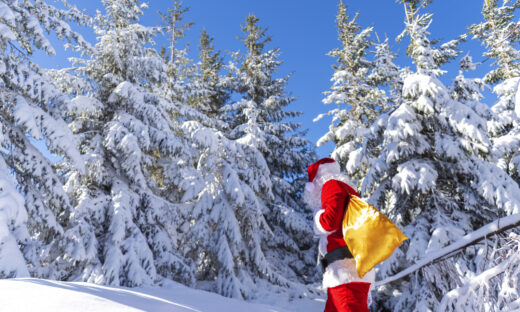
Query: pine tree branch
375 213 520 287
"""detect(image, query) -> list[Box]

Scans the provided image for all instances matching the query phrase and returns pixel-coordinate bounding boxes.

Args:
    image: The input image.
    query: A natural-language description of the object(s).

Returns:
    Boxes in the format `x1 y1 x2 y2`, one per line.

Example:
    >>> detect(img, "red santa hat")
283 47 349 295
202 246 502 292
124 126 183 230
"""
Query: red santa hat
306 158 340 192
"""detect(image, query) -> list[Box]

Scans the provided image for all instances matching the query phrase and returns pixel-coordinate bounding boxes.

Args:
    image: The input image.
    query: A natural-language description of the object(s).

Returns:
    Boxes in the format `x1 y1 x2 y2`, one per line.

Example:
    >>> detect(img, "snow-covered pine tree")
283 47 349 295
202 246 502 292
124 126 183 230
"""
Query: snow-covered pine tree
169 22 270 299
469 0 520 185
469 0 520 85
0 0 91 279
226 13 318 287
188 29 229 125
106 1 311 298
355 2 520 310
171 28 277 297
231 14 317 206
316 1 396 183
368 38 401 112
429 1 520 310
159 0 196 106
50 0 195 287
157 1 221 130
173 13 316 299
348 38 402 184
159 0 194 72
177 119 278 299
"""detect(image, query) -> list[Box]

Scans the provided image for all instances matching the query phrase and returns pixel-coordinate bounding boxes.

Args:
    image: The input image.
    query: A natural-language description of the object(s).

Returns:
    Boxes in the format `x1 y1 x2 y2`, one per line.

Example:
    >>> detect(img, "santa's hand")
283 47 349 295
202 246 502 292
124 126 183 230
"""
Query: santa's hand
314 208 333 235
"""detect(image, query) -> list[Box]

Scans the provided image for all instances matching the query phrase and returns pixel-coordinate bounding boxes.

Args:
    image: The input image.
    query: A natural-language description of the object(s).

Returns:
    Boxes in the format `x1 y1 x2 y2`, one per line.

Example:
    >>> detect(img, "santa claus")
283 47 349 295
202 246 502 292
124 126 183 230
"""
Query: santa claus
304 158 375 312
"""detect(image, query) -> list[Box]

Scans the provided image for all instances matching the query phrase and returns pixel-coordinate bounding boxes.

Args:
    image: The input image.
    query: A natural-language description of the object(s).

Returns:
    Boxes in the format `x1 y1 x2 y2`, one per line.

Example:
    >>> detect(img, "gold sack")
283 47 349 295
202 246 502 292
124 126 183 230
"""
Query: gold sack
342 195 408 278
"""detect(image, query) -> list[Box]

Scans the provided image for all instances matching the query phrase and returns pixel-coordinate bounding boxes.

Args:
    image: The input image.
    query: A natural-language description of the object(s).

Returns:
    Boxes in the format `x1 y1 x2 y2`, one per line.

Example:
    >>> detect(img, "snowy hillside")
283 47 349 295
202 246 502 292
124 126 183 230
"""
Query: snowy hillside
0 279 324 312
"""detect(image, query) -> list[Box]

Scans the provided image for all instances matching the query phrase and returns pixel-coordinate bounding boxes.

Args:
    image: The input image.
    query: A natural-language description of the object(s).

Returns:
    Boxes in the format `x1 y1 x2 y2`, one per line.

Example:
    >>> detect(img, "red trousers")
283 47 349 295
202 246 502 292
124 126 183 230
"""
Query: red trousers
324 282 370 312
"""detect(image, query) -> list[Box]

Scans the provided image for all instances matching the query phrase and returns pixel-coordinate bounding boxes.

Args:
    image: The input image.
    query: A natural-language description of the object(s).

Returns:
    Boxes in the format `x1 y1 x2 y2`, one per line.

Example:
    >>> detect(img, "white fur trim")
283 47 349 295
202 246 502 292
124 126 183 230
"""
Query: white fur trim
322 258 375 289
314 209 333 235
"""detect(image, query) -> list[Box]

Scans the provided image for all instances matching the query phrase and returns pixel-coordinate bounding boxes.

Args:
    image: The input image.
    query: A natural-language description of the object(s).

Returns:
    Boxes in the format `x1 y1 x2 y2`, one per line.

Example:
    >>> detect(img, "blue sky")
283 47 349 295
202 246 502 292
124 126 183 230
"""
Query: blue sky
34 0 492 158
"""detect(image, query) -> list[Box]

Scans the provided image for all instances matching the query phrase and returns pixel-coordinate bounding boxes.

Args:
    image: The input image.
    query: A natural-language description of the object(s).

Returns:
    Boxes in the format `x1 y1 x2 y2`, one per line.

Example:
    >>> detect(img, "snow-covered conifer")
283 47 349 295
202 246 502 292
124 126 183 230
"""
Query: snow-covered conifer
189 29 229 124
0 0 92 279
351 38 402 180
369 38 401 108
357 3 520 310
423 2 520 309
316 2 396 182
159 0 196 104
159 0 194 69
52 0 195 287
227 14 316 189
470 0 520 185
228 13 317 283
176 13 317 298
178 120 281 299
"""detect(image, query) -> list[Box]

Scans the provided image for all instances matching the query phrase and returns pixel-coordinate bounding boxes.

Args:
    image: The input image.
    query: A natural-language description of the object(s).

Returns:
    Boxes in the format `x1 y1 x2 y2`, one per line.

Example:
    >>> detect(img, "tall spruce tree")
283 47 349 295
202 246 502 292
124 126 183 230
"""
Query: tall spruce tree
470 0 520 185
169 24 278 300
229 14 317 201
433 1 520 310
352 2 520 310
368 38 401 110
350 38 402 181
0 0 90 279
316 1 396 183
226 12 318 284
177 119 282 299
50 0 195 286
159 0 194 69
159 0 196 106
174 14 317 299
189 29 229 124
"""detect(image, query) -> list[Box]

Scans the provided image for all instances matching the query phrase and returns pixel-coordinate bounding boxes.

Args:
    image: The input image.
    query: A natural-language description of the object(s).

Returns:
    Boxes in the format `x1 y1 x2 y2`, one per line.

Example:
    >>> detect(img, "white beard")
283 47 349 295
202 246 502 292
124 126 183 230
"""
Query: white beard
303 183 322 211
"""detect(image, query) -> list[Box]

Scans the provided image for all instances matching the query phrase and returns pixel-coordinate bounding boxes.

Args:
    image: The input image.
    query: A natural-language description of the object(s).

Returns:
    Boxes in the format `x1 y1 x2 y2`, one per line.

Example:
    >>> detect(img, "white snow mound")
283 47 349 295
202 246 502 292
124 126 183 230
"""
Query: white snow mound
0 278 324 312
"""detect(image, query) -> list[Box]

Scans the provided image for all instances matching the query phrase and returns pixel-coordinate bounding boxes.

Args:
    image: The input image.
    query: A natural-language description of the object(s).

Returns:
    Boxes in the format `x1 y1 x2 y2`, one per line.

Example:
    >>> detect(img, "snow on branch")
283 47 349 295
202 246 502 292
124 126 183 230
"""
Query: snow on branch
376 213 520 286
438 235 520 311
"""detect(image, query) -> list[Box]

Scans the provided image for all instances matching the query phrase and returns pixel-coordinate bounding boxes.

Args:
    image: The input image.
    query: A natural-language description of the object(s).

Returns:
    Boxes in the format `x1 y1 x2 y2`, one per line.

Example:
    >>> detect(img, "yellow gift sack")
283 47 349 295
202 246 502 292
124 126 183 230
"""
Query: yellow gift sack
342 195 408 278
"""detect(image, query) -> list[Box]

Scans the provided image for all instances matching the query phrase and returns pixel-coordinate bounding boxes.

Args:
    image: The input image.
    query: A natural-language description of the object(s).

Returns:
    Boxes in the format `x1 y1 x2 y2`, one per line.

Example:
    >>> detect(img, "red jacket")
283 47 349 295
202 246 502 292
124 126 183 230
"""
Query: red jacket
318 179 360 253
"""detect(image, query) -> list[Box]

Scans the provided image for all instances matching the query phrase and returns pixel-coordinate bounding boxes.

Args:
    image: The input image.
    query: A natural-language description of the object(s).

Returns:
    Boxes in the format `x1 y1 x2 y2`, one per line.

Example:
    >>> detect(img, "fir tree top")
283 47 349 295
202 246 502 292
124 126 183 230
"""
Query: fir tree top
159 0 194 65
199 28 223 84
101 0 145 28
332 1 372 73
397 1 461 77
238 14 272 56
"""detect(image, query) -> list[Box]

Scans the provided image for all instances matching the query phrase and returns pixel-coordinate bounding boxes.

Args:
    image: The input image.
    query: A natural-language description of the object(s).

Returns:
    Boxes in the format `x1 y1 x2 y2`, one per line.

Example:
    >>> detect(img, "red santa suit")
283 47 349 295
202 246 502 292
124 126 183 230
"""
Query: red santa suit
305 158 375 312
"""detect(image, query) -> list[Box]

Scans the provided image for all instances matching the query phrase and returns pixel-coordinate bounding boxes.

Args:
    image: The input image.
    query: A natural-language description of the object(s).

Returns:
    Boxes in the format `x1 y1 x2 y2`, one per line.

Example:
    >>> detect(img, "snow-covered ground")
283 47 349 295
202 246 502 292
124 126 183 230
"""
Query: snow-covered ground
0 278 324 312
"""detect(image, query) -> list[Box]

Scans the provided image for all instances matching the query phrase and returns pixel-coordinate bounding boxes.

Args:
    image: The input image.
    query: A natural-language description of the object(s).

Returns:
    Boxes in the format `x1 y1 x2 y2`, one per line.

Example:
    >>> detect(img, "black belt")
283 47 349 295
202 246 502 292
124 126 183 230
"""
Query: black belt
320 246 353 270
